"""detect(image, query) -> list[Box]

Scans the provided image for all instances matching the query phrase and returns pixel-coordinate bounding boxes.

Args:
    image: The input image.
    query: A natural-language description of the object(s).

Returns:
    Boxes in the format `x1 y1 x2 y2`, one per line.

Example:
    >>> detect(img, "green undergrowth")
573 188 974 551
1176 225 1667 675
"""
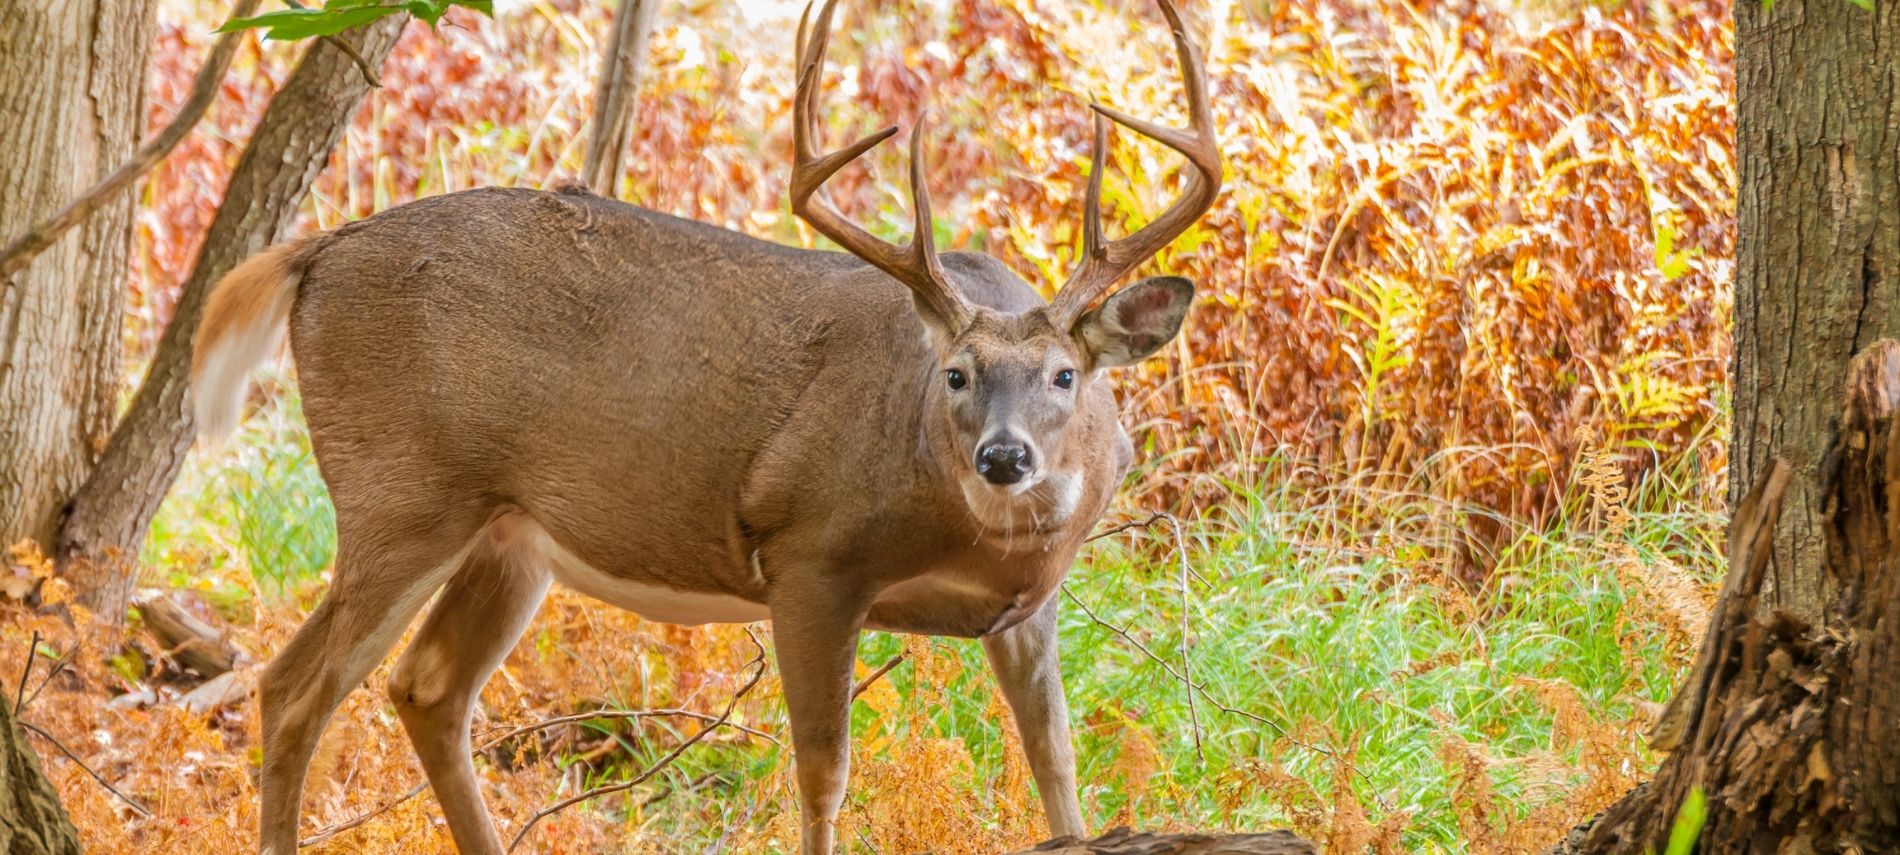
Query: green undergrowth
148 392 1722 852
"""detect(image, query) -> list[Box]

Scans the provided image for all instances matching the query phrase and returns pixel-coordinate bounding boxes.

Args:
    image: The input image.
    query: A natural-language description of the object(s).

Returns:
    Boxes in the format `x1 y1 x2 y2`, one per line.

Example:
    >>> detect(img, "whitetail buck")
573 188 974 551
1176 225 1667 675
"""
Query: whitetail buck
190 0 1219 851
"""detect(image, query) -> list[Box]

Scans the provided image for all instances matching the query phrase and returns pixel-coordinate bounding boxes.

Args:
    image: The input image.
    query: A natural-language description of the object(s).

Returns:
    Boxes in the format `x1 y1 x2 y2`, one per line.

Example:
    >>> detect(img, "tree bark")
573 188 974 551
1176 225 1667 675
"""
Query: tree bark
580 0 658 196
1730 0 1900 622
0 0 155 551
55 15 409 617
0 700 82 855
0 0 263 280
1574 342 1900 853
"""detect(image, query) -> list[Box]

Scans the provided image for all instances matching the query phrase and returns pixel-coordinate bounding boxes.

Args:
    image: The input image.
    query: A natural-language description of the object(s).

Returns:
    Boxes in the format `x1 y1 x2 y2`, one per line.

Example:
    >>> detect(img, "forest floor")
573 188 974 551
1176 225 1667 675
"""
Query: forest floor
1 384 1722 854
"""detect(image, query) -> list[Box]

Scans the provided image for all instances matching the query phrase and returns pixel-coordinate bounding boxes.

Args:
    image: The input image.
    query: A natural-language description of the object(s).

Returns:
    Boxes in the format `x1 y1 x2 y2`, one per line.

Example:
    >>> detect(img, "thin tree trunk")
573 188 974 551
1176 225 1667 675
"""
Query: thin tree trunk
1730 0 1900 622
55 15 409 617
0 700 81 855
580 0 658 196
0 0 155 551
1571 342 1900 853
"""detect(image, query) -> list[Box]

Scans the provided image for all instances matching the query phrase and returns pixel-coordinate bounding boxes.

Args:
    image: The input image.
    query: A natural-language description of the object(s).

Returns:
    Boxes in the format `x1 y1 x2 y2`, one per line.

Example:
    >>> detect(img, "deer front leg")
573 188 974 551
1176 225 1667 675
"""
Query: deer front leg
770 571 870 854
982 596 1084 838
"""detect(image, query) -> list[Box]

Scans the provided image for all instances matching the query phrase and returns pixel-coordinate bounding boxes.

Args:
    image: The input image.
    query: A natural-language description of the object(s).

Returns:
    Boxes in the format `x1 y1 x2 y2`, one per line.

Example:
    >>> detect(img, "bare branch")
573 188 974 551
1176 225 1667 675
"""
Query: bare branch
1067 516 1370 785
851 654 905 700
300 699 779 848
13 630 38 716
1165 512 1205 765
475 705 781 751
20 720 153 818
0 0 264 279
506 628 770 853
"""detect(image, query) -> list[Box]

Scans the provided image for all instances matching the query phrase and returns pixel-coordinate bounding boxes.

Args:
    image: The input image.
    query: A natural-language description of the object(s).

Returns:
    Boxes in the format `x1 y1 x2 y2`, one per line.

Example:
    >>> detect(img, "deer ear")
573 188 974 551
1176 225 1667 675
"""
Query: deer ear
1072 276 1194 370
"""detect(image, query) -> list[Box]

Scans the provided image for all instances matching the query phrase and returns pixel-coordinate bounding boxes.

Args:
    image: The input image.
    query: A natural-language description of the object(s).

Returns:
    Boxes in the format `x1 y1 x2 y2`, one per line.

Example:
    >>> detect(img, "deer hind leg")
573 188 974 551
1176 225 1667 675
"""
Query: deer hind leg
256 509 482 855
982 596 1084 839
387 515 551 855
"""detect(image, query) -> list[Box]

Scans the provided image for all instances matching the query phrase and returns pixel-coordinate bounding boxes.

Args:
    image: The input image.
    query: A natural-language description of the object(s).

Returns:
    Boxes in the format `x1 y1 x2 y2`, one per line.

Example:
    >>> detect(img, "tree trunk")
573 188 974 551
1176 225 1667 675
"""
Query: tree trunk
55 15 409 617
1730 0 1900 622
0 701 82 855
580 0 658 196
1573 342 1900 853
0 0 155 551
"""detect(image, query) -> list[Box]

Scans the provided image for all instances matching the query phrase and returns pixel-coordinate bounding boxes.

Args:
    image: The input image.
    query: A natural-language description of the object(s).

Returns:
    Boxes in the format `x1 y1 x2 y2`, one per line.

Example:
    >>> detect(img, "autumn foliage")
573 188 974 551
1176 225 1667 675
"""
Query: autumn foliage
3 0 1737 852
131 0 1733 529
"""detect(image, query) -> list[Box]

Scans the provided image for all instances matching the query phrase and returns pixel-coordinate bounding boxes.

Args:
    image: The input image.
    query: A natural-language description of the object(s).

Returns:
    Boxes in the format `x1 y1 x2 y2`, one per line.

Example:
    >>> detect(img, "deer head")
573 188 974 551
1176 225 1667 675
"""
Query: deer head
790 0 1222 501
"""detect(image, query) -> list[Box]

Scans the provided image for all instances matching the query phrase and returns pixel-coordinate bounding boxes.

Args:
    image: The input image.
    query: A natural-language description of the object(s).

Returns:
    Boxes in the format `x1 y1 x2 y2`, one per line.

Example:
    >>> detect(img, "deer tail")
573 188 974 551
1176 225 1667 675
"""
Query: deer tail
190 236 320 441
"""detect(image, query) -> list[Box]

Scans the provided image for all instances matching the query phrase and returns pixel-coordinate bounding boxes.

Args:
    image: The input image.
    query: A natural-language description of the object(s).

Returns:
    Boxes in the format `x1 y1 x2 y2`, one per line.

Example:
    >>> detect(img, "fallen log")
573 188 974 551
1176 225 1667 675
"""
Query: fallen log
138 594 241 679
1014 827 1316 855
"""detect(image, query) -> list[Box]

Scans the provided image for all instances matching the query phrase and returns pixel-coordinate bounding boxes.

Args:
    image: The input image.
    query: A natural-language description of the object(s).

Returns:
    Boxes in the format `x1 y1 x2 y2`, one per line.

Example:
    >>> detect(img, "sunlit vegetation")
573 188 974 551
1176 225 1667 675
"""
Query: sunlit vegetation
2 0 1732 851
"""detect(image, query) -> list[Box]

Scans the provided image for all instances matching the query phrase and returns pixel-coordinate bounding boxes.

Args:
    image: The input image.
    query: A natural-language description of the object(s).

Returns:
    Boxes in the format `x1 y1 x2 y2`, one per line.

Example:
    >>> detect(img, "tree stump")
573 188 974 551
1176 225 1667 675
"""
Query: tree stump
1573 340 1900 853
1013 827 1316 855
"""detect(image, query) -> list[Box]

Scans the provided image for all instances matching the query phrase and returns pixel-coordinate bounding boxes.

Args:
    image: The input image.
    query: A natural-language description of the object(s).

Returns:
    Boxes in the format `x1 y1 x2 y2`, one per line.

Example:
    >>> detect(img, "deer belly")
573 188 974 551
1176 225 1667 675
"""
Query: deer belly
514 518 769 626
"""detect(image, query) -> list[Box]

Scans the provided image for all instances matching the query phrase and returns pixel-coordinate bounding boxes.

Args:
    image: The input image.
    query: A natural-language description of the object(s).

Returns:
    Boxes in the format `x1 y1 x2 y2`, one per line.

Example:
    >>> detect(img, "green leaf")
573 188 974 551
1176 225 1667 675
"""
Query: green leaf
217 0 491 40
1850 0 1875 9
1663 788 1706 855
218 4 400 40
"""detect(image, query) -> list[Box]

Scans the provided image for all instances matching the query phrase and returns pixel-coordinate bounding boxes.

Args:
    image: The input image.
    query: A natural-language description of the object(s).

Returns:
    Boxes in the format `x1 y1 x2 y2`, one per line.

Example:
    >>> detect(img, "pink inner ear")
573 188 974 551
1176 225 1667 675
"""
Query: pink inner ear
1116 286 1176 330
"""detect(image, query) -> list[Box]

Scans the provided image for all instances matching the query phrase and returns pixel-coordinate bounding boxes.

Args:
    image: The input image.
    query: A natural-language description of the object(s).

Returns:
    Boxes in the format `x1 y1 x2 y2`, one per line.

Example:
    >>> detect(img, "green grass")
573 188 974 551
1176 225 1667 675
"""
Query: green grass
145 370 335 604
148 395 1721 852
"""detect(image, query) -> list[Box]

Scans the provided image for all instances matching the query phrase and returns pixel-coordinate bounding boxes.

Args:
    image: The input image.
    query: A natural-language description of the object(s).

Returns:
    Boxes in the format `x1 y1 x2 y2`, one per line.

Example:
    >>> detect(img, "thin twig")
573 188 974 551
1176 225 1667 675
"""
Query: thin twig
477 705 781 751
281 0 385 87
703 800 761 855
507 627 770 853
1059 583 1370 785
1086 510 1209 584
0 0 263 278
301 701 777 847
1086 511 1168 543
20 720 153 818
1165 513 1206 765
14 630 39 715
299 781 428 847
851 654 905 700
22 644 74 713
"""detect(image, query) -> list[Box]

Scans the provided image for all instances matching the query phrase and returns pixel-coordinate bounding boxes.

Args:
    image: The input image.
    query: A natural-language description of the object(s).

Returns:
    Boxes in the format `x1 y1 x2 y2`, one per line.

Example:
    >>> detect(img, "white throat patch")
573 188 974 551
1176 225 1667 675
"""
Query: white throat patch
957 469 1085 549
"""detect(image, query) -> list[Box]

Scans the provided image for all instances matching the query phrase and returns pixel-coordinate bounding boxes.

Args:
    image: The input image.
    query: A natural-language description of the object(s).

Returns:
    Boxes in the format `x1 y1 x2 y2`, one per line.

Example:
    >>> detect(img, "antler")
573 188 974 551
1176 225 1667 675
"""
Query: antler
792 0 974 331
1051 0 1223 329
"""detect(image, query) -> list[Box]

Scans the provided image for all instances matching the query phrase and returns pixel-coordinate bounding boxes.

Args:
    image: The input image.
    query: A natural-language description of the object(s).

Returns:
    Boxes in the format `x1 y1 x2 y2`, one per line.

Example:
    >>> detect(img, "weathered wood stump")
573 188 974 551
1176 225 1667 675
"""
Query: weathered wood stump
1013 827 1316 855
1570 341 1900 853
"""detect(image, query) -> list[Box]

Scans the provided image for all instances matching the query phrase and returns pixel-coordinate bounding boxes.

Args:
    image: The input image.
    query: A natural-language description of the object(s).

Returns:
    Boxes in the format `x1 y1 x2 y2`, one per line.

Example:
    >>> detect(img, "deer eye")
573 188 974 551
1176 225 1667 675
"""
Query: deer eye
946 369 968 391
1054 369 1075 389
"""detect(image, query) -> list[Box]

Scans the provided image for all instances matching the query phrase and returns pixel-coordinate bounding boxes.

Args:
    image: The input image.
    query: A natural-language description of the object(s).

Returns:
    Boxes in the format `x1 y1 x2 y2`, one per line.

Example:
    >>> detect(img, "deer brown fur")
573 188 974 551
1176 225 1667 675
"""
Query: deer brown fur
189 2 1220 852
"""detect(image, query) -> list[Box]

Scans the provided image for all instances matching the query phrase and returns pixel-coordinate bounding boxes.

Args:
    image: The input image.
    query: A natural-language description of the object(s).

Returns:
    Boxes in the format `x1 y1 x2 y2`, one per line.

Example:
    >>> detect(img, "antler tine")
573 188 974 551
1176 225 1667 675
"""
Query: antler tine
789 0 973 330
1052 0 1223 328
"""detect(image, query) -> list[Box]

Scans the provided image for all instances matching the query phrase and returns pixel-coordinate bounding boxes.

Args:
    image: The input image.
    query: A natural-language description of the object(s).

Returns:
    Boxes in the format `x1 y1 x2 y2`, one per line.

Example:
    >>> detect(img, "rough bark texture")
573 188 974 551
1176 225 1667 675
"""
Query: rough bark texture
1015 827 1315 855
55 15 408 617
0 0 155 551
580 0 658 195
1731 0 1900 622
0 701 82 855
1574 342 1900 854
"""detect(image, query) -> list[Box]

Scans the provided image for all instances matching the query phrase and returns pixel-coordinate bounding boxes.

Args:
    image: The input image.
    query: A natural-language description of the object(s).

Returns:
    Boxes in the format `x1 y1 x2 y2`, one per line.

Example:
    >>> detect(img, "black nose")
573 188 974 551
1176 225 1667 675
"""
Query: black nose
976 442 1034 485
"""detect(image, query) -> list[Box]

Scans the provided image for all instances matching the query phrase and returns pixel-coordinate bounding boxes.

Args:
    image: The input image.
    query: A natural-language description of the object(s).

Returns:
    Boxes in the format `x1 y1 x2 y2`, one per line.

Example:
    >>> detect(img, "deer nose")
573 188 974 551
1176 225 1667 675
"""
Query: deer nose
976 442 1033 485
